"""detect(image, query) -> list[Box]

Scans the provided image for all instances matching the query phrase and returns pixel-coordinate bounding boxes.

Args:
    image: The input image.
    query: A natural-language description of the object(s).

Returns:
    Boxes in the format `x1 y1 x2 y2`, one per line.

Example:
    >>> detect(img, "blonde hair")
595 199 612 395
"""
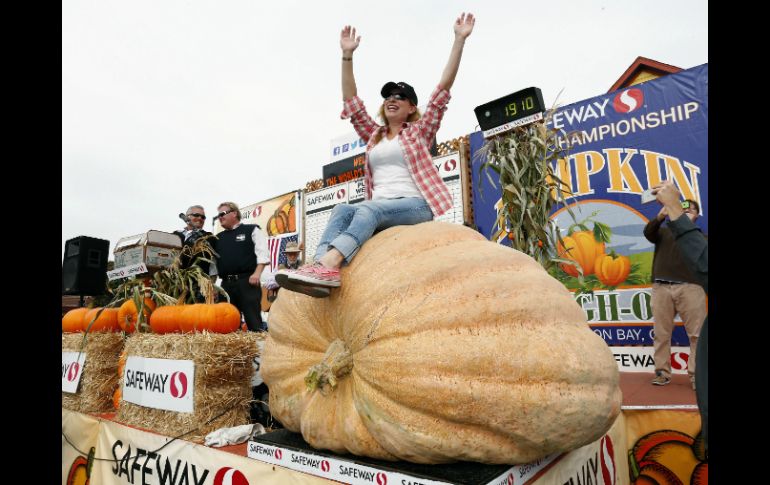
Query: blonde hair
217 201 241 220
373 104 422 145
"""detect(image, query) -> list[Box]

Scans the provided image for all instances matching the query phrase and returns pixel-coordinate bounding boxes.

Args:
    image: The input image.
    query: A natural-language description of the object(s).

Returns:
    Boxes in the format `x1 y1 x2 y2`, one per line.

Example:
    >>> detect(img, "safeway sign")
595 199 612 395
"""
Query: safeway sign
122 356 195 413
62 351 86 393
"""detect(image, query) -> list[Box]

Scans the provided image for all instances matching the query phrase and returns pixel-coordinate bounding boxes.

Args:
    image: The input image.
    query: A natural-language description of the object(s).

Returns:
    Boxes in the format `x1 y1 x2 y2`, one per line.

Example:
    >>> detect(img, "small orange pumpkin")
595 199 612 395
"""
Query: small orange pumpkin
178 303 242 333
113 387 122 410
149 306 181 334
117 350 127 378
594 252 631 286
208 302 242 333
117 298 156 333
557 231 605 277
83 307 120 332
62 308 89 333
179 304 203 333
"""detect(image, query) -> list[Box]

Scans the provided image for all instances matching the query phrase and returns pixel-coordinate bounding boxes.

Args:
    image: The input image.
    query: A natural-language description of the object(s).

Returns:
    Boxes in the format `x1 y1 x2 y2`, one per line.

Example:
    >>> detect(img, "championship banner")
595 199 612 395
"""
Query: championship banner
93 417 334 485
611 346 691 375
470 63 708 347
62 409 101 485
623 410 706 484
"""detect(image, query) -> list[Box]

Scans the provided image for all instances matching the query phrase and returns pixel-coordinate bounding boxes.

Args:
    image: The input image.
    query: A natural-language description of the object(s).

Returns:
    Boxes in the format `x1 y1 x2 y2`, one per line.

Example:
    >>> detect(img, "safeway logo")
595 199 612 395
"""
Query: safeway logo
337 189 346 199
274 449 283 460
170 371 188 398
599 435 616 485
320 460 330 472
376 471 388 485
67 362 80 382
214 467 249 485
252 206 262 218
671 352 689 370
444 159 457 172
507 472 514 485
612 88 643 113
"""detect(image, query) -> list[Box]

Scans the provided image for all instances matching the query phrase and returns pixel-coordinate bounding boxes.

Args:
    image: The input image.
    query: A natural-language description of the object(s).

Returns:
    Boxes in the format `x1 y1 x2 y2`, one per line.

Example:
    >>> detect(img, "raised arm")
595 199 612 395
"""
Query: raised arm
341 25 361 101
438 13 475 91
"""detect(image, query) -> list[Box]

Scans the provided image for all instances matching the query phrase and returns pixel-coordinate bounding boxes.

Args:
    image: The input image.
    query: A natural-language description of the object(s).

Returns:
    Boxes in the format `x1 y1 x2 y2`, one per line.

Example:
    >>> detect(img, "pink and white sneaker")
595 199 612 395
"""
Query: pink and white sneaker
275 263 340 297
286 262 341 287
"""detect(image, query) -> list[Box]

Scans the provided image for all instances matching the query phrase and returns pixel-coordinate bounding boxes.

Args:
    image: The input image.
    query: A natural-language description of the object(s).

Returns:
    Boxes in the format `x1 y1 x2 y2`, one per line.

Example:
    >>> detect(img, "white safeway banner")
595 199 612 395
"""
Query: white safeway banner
122 356 195 413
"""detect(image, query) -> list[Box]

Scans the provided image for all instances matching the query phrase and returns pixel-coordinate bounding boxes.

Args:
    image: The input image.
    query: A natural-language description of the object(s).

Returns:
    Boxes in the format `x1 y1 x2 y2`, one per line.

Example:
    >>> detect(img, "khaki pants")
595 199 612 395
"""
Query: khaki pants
651 282 707 378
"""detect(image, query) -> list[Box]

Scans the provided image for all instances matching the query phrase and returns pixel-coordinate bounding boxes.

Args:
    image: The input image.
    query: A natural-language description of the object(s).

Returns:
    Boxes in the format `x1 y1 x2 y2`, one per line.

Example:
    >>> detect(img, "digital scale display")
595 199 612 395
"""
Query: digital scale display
474 87 546 138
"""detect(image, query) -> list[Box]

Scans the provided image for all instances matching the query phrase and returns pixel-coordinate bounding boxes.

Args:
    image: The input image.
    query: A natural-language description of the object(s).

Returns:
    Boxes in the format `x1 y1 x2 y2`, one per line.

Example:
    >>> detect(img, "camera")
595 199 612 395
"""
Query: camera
186 229 205 245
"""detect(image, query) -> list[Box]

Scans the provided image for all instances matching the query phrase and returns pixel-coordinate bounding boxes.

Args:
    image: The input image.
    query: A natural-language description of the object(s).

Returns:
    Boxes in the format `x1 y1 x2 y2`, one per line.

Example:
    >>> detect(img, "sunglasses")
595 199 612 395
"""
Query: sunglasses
217 209 236 219
385 93 409 102
187 212 206 219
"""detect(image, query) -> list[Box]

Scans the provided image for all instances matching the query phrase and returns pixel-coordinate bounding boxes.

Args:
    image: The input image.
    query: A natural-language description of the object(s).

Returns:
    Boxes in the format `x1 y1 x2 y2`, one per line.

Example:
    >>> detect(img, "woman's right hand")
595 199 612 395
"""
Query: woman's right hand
340 25 361 54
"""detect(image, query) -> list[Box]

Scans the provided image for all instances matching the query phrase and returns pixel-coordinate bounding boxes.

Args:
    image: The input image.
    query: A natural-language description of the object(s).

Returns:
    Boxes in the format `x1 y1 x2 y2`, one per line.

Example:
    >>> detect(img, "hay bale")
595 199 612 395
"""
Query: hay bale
116 331 262 443
62 332 125 413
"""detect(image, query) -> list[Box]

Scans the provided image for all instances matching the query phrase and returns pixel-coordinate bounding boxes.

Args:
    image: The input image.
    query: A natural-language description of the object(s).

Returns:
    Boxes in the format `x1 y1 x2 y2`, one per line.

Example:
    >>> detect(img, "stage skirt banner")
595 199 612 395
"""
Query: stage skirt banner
62 408 101 485
92 415 334 485
623 410 706 485
527 412 629 485
470 63 708 347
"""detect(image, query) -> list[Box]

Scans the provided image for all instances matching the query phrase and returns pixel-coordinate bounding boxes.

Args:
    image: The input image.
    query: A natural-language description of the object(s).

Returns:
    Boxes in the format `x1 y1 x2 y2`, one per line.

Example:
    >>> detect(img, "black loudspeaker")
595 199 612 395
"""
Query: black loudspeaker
62 236 110 295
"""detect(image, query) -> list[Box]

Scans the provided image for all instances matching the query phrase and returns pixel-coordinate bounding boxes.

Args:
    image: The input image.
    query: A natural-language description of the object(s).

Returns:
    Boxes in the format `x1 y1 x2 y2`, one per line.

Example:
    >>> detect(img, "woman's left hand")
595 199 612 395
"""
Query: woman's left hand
454 12 475 39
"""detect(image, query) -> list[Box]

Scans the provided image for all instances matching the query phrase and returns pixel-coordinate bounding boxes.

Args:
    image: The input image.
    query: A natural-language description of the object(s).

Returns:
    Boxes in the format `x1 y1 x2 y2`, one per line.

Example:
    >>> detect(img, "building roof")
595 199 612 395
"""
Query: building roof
608 56 682 93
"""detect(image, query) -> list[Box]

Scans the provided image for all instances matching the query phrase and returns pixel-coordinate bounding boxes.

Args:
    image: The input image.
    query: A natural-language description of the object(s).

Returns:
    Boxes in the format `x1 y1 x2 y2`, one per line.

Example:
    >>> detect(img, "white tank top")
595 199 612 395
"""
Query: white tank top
368 135 423 200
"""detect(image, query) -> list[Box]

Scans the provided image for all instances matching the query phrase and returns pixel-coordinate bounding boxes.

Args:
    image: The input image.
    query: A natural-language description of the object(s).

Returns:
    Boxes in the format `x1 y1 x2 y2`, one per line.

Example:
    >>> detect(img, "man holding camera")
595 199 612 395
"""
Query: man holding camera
643 192 707 389
174 205 215 276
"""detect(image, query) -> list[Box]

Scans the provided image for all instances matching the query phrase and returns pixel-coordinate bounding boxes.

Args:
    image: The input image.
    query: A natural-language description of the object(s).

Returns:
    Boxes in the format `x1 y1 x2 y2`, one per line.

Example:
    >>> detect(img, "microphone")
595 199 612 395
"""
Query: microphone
179 213 190 223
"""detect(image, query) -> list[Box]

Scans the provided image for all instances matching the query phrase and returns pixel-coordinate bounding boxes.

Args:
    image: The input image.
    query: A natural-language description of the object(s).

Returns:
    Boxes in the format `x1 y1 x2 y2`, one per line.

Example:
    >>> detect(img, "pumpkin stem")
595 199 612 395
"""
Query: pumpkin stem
304 339 353 395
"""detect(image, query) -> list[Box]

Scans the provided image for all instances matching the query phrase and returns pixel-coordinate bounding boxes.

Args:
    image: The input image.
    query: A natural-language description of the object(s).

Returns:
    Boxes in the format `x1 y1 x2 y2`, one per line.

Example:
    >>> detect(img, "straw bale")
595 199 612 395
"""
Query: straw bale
62 332 125 413
115 331 262 443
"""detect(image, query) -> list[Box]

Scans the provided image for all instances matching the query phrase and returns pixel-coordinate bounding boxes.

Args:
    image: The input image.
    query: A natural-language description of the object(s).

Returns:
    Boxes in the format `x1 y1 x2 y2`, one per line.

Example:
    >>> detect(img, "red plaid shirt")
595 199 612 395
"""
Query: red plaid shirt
340 85 453 217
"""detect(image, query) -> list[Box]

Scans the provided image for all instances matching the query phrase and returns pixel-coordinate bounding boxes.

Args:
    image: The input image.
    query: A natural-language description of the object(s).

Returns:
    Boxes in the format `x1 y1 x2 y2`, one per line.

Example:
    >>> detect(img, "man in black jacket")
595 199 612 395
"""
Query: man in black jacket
212 201 269 332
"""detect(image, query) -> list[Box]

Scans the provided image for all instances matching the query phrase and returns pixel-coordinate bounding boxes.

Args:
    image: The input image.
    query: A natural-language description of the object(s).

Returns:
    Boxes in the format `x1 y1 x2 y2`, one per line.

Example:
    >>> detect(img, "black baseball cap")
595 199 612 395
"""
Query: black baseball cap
381 81 418 106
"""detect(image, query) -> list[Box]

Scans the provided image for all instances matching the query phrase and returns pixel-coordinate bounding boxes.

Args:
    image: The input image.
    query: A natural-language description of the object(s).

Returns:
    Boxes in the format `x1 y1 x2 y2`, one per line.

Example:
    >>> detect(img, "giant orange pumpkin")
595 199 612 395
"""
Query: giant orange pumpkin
557 230 605 277
262 222 621 465
62 308 89 333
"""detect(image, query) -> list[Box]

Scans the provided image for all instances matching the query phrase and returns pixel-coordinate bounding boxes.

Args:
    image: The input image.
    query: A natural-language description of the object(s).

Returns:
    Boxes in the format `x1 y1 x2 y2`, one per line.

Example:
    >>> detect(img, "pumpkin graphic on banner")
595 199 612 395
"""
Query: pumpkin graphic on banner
267 194 296 236
550 200 651 294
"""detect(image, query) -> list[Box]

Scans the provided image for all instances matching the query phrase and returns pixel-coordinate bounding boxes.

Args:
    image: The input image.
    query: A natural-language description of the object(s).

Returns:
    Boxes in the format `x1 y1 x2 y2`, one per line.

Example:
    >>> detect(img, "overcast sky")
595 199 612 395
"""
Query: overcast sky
62 0 707 260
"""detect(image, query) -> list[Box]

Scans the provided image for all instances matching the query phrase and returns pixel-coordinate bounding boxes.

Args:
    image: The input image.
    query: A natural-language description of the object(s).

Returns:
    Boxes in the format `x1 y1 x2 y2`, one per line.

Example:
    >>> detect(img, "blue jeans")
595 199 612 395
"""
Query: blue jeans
315 197 433 264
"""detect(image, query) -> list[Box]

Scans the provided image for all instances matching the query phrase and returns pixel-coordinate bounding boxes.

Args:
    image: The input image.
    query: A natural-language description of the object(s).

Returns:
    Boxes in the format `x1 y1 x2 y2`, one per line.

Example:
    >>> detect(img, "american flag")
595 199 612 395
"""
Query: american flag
268 235 299 272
